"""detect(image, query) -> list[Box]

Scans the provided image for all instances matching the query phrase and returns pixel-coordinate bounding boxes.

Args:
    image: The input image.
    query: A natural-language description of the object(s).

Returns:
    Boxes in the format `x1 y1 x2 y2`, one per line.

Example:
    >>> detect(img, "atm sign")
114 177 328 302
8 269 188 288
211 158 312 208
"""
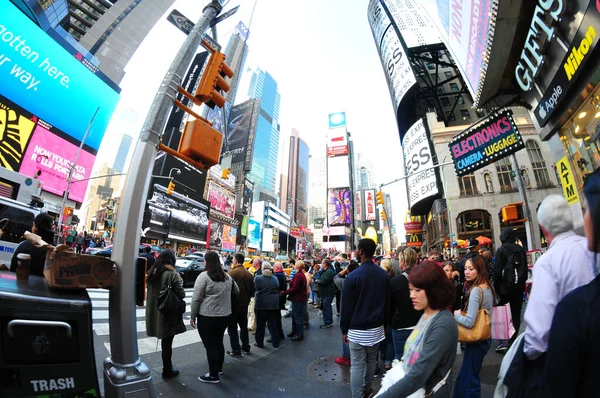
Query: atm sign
557 156 579 204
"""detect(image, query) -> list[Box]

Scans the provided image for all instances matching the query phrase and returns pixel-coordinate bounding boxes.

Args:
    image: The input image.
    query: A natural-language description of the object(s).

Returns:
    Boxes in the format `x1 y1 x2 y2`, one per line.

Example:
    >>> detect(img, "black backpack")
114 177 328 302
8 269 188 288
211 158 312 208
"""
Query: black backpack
502 249 526 289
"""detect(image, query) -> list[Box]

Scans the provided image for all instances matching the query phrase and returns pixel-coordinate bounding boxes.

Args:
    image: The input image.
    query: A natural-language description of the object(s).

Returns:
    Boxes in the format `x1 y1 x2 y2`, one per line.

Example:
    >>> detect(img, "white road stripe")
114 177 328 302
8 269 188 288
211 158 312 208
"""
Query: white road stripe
91 297 193 309
105 328 202 355
93 308 147 320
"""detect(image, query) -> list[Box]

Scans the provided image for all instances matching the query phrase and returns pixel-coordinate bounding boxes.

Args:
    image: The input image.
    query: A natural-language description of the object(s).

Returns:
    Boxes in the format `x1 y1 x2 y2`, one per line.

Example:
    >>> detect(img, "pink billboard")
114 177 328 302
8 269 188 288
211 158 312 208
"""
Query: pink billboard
206 181 236 219
20 125 95 203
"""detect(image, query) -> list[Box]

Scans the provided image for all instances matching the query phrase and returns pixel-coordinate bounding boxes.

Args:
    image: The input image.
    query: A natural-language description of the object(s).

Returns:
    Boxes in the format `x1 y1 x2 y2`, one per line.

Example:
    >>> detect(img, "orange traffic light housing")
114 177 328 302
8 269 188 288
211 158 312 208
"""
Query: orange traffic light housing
501 205 518 222
221 168 231 180
63 207 73 217
167 181 175 195
380 210 387 221
376 191 384 205
194 51 234 109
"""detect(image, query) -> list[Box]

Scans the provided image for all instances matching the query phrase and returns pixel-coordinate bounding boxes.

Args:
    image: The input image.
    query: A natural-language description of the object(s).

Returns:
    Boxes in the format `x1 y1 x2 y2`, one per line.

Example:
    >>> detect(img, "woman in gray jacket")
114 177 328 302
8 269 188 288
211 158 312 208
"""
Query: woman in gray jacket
254 261 281 348
190 251 239 384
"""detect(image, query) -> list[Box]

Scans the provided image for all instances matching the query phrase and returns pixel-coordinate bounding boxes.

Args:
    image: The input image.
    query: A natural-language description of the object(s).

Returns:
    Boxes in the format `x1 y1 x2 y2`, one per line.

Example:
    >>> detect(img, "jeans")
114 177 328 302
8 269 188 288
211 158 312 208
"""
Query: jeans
342 340 350 359
291 301 304 339
379 328 394 366
197 315 229 378
349 341 379 398
392 329 413 360
161 335 175 371
453 338 491 398
310 282 317 302
321 296 334 325
227 310 250 354
256 309 280 347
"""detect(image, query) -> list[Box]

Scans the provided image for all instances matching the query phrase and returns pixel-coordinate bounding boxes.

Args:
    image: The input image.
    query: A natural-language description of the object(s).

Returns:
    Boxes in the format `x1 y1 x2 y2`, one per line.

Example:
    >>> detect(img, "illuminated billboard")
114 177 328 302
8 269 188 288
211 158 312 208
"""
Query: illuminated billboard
226 98 261 170
0 94 94 203
206 181 236 220
328 188 353 226
247 218 261 249
222 225 237 252
1 3 120 151
327 128 348 157
355 190 362 221
403 119 439 210
327 155 350 189
207 219 223 250
364 190 376 221
328 112 347 128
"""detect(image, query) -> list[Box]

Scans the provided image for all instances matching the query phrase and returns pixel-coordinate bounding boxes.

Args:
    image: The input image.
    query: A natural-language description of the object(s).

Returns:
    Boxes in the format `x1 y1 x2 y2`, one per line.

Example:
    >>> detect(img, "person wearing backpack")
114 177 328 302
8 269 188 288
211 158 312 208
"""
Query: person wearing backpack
493 228 527 353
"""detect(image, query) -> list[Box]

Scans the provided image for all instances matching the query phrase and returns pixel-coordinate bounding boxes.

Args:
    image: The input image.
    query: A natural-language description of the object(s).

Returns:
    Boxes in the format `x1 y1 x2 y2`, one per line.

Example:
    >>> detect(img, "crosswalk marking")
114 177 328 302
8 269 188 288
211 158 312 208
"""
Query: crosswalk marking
105 328 201 355
91 296 194 309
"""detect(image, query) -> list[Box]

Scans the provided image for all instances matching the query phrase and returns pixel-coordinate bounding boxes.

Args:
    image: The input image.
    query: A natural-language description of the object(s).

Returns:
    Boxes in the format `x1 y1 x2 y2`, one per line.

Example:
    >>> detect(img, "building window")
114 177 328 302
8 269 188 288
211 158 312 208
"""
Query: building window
427 62 435 70
460 109 471 120
483 172 494 193
447 112 456 121
496 157 516 192
437 86 445 93
450 82 459 92
458 173 478 196
526 140 553 187
441 97 450 107
457 95 464 105
444 71 453 79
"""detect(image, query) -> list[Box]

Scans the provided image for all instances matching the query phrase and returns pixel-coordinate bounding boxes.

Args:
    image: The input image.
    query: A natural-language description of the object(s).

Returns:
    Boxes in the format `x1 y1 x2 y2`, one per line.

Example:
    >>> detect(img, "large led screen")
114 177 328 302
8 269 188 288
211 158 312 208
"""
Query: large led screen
206 181 235 220
222 225 237 252
0 94 94 202
207 219 223 250
364 190 376 221
328 188 353 226
327 155 350 189
1 3 120 151
247 218 261 249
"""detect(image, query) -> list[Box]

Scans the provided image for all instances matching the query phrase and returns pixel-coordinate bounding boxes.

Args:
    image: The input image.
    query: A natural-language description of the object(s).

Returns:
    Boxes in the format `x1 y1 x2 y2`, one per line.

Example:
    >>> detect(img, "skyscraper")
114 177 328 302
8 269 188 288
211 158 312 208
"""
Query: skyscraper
246 67 281 195
113 134 133 173
308 152 327 225
280 129 310 227
224 22 250 105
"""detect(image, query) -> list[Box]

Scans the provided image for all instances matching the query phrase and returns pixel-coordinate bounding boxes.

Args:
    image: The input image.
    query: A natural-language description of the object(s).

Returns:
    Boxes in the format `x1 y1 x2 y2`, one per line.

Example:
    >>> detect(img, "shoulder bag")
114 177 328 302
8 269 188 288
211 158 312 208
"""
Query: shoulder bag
457 287 491 343
158 271 186 315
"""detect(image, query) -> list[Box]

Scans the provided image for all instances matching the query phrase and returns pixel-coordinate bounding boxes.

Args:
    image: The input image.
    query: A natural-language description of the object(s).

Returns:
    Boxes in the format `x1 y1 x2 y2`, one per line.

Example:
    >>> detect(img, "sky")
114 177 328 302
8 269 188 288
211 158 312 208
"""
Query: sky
97 0 410 236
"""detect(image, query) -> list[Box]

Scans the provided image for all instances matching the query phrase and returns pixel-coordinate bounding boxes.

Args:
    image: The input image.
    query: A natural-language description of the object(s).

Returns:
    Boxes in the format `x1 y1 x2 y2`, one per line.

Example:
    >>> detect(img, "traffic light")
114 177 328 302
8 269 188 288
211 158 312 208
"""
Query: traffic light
221 168 231 180
501 204 519 222
380 210 387 221
63 207 73 217
376 190 384 205
167 181 175 195
194 50 234 109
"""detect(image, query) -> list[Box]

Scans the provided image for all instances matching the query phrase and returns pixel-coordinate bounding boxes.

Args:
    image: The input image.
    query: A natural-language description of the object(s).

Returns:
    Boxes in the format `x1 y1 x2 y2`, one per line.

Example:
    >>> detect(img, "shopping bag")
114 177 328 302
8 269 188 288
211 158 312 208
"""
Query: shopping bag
491 303 516 340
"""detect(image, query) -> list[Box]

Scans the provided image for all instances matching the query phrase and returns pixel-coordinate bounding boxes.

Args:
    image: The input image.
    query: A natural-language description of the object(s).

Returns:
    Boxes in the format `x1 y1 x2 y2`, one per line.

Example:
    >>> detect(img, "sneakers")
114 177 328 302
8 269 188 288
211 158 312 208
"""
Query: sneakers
334 356 351 366
198 373 219 384
318 310 322 316
496 342 509 353
227 351 242 358
319 324 333 329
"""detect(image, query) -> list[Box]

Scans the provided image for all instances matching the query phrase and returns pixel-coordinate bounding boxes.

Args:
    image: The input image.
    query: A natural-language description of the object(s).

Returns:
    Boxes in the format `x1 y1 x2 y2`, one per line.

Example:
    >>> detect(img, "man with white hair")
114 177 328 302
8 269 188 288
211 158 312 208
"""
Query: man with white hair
511 194 595 396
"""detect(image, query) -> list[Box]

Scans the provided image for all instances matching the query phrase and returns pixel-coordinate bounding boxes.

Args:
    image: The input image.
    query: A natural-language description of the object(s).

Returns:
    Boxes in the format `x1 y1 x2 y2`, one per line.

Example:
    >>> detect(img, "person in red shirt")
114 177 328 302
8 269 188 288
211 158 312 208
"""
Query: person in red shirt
282 261 307 341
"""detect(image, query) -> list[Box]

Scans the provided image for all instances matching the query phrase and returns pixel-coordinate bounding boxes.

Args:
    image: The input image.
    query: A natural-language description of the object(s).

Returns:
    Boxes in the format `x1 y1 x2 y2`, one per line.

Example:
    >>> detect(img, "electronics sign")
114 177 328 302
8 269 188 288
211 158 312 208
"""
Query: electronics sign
449 109 524 177
0 94 94 202
328 188 353 226
1 3 120 151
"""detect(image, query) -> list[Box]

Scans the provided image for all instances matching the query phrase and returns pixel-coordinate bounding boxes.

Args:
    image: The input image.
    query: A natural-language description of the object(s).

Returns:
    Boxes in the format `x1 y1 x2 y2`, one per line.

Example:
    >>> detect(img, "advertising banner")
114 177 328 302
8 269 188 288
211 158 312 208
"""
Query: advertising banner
328 188 353 226
403 119 439 209
328 112 347 129
382 0 441 48
327 127 348 157
1 3 120 151
406 232 423 248
556 156 580 205
143 184 209 245
364 190 376 221
327 155 350 188
226 98 261 169
449 109 524 177
237 178 254 215
247 218 261 249
208 164 236 190
313 218 325 229
206 101 231 135
404 221 423 234
355 190 363 221
206 181 236 220
262 227 274 252
0 94 94 202
207 219 223 250
418 0 495 103
222 225 237 252
240 215 249 236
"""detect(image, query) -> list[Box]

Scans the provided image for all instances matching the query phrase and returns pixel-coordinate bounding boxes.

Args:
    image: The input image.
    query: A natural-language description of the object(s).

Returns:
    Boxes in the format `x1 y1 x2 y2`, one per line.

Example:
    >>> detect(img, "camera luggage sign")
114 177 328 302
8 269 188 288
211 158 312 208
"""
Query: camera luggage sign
449 109 524 177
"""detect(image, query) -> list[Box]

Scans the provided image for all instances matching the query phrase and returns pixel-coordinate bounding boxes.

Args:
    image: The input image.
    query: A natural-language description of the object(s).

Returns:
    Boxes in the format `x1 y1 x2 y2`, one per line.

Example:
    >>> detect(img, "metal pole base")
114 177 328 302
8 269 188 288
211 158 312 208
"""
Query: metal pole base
103 357 156 398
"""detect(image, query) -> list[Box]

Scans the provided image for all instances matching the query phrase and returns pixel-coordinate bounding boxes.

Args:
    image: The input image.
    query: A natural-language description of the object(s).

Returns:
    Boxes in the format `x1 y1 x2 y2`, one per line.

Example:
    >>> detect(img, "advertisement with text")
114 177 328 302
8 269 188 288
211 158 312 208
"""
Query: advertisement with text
364 190 376 221
206 181 236 220
328 188 353 226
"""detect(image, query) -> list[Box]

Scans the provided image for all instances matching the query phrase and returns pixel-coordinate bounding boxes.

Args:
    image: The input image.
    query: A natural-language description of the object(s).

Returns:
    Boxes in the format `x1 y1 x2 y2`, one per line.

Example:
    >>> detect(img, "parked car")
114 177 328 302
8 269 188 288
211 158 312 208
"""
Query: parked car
95 245 149 258
85 247 104 255
140 243 160 258
175 257 205 287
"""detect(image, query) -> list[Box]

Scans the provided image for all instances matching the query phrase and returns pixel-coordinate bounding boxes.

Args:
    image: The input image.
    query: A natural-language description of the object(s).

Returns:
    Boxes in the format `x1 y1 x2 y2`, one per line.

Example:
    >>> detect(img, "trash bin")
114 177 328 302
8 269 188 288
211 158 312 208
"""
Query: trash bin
0 271 99 397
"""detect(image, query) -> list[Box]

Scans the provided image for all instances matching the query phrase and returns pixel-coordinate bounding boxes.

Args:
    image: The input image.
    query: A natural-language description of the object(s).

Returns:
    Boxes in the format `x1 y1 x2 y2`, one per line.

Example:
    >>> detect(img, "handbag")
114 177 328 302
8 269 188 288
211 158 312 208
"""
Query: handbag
158 272 186 314
491 303 516 340
376 359 452 397
457 287 491 343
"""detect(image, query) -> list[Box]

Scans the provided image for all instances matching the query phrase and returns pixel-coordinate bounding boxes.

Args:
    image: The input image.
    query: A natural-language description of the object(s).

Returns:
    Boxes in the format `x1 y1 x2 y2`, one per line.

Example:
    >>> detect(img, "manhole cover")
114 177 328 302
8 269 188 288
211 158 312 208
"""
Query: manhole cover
306 355 350 385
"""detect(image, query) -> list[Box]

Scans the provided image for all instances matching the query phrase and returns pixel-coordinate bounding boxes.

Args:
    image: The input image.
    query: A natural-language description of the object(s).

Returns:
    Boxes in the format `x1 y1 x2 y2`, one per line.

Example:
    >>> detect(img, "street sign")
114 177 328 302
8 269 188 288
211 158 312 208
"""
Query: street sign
210 5 240 27
167 9 221 51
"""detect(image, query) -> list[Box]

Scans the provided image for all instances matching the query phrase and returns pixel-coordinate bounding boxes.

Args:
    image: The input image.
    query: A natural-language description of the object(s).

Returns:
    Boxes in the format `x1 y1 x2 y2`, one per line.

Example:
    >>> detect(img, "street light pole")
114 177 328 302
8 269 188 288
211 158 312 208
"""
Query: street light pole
510 154 535 251
104 2 224 397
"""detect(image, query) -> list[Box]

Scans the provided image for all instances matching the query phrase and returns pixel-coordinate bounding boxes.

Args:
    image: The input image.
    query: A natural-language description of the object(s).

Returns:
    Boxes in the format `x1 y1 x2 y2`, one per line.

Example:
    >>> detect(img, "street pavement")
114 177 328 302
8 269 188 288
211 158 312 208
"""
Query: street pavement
90 290 503 397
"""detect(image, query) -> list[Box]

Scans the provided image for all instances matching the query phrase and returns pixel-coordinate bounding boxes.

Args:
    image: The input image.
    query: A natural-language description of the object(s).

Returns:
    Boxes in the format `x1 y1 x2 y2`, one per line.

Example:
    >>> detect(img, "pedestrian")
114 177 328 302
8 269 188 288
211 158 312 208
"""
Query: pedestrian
376 260 457 397
506 194 596 396
312 262 322 308
302 261 312 328
145 250 186 379
83 231 90 253
492 228 527 353
315 259 336 328
10 213 54 277
442 261 462 312
76 232 84 254
334 260 360 366
253 262 280 348
453 255 494 398
248 257 262 333
227 253 254 358
341 238 389 398
190 251 239 384
459 239 480 283
538 169 600 397
273 262 287 340
388 248 423 362
379 258 395 371
140 246 156 269
282 260 307 341
481 249 495 285
334 261 343 316
66 229 74 247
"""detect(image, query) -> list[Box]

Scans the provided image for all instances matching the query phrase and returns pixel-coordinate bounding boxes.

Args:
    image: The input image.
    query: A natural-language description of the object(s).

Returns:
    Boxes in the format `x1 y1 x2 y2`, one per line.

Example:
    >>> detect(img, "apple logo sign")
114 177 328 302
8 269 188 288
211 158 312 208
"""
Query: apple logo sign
539 105 547 119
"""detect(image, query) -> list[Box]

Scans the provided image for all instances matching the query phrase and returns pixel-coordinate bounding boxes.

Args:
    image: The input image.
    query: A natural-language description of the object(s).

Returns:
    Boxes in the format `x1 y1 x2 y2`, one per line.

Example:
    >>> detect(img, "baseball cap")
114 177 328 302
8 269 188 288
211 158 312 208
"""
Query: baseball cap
466 238 479 249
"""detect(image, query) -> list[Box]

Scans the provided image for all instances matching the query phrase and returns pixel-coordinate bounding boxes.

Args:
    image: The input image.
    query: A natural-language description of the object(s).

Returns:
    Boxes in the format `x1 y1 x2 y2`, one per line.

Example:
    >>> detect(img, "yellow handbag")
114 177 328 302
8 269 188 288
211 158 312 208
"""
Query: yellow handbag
457 287 491 343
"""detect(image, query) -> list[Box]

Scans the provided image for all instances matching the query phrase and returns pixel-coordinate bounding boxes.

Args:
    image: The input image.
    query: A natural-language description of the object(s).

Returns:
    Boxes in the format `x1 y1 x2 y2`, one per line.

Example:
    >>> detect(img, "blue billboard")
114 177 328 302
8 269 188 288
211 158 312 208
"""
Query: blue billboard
0 3 120 151
247 218 261 249
328 112 346 129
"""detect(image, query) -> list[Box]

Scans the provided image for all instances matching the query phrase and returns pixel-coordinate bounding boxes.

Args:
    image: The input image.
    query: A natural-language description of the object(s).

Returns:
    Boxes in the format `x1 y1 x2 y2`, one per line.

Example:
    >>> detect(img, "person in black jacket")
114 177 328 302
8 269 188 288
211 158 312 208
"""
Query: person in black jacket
10 213 54 277
493 228 527 352
389 248 423 361
538 168 600 397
